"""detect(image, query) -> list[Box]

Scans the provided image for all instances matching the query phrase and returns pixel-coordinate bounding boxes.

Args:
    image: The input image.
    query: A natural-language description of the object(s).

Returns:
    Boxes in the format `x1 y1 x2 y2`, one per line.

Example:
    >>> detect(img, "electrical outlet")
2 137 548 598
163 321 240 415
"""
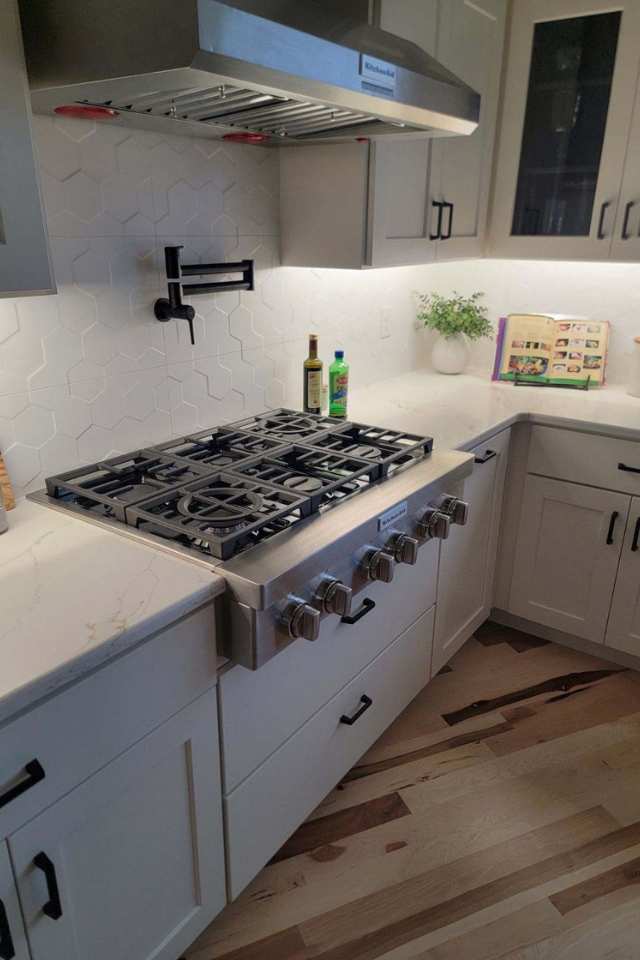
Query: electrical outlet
380 307 392 339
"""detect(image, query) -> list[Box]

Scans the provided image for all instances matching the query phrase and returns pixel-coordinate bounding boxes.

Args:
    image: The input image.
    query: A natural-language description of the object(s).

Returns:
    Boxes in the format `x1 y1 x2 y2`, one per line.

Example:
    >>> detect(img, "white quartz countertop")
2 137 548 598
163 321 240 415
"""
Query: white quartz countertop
2 370 639 726
348 371 640 451
0 500 224 725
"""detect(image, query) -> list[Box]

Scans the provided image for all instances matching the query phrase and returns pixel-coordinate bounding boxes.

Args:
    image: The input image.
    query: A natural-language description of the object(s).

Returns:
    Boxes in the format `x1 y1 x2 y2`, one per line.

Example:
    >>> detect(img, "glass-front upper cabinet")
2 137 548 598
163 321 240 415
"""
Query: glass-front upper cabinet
490 0 640 260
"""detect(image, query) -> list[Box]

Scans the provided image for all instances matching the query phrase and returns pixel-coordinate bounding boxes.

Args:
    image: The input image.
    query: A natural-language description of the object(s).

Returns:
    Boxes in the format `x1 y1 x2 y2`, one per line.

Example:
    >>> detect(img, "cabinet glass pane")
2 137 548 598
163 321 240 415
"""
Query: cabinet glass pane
512 12 621 237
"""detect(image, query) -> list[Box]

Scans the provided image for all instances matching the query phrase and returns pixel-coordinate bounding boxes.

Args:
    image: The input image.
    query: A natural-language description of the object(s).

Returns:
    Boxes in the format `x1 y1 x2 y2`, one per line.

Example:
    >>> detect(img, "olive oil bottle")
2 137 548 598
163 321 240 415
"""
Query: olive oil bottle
303 334 323 414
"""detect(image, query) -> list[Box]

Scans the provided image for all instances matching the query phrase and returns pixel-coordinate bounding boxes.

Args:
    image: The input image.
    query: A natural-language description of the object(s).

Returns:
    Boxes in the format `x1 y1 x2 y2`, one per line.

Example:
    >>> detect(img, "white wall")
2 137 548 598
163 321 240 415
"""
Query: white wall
0 116 428 498
423 258 640 385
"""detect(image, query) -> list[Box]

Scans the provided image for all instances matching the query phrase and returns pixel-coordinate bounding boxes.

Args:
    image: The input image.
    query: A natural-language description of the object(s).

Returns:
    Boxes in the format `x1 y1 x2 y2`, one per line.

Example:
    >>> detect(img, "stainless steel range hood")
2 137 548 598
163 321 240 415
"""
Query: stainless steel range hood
18 0 480 144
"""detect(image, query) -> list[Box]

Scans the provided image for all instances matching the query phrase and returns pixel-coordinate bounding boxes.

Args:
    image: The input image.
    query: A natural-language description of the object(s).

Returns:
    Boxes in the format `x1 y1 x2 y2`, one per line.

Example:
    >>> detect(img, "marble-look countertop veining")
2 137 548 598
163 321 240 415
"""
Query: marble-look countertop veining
348 371 640 451
0 500 224 725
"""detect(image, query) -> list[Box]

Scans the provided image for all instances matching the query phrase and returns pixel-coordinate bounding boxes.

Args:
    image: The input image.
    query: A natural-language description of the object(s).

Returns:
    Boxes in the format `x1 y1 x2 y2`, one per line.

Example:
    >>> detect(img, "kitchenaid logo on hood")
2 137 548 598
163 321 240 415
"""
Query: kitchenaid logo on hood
360 55 396 92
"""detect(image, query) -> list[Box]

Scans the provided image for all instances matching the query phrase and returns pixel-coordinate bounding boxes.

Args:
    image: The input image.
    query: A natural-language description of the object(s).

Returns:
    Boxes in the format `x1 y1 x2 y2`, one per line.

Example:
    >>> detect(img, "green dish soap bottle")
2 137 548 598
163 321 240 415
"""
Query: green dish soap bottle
329 350 349 418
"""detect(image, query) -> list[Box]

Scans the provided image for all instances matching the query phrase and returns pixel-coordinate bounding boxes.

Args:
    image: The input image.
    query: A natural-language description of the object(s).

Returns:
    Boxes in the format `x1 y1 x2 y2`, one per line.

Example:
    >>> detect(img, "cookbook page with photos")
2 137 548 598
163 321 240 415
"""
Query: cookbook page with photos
495 314 556 383
550 318 609 384
494 315 609 385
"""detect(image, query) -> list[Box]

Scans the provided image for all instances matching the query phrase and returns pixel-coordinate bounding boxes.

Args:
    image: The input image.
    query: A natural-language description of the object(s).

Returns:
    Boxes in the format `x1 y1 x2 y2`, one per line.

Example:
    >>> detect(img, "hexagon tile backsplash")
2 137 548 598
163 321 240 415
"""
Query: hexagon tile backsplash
0 115 430 499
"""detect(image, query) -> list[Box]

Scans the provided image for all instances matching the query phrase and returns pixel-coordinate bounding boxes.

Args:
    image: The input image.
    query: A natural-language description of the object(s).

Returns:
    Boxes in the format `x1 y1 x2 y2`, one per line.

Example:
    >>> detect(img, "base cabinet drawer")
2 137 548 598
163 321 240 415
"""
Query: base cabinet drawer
0 605 217 839
9 690 226 960
528 425 640 495
220 540 438 793
224 605 434 899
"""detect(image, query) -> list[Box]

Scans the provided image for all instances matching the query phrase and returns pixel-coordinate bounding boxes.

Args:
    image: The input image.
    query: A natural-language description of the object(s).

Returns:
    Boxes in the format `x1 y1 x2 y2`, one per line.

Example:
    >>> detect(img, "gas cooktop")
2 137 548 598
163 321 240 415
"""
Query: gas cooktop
41 409 433 561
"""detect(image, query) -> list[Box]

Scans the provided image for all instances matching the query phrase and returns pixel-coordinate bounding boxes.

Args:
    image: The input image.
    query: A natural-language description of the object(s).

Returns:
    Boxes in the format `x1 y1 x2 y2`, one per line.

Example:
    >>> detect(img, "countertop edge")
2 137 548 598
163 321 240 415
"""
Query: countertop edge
0 581 224 728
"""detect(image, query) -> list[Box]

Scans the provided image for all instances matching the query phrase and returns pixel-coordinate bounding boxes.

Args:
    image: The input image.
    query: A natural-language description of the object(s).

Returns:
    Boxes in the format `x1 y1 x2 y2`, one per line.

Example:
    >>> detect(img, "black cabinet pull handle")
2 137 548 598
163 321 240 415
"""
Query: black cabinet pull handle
33 853 63 921
618 462 640 475
441 201 454 240
597 201 610 239
0 900 15 960
340 694 373 726
429 200 443 240
341 597 375 625
622 200 635 239
0 759 45 811
474 449 497 465
606 510 619 545
632 518 640 553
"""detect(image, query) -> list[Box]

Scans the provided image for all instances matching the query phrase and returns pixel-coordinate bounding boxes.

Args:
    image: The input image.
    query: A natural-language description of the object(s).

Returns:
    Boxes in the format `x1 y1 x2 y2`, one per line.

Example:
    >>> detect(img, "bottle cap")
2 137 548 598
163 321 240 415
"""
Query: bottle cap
335 350 344 359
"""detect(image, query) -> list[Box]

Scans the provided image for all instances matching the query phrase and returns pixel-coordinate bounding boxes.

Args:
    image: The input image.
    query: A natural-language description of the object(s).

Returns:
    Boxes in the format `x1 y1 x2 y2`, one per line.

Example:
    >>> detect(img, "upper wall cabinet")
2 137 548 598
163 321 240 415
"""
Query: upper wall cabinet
280 0 507 268
489 0 640 261
0 0 54 297
371 0 507 266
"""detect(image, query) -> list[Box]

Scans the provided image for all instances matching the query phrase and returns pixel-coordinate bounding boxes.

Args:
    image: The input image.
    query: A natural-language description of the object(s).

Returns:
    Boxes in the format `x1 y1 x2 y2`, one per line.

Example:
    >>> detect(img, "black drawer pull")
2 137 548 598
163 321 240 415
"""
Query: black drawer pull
474 449 497 465
430 200 443 240
340 694 373 726
341 597 375 625
632 517 640 553
33 853 63 921
0 759 45 811
606 510 619 545
618 462 640 475
0 900 15 960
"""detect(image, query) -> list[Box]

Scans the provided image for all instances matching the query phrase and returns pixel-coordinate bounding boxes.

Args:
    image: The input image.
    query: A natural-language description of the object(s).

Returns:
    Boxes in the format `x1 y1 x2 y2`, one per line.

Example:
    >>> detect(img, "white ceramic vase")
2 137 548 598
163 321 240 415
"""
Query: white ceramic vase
431 333 469 375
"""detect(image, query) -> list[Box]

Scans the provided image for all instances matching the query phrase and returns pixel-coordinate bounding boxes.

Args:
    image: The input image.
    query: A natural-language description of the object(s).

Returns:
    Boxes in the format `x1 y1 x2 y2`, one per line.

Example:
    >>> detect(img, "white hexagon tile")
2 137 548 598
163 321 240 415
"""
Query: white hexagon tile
1 114 428 499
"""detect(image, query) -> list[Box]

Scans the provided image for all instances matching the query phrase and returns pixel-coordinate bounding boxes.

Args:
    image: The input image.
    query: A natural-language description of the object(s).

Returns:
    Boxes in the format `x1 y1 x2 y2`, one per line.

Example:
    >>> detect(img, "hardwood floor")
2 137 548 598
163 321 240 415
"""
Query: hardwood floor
186 625 640 960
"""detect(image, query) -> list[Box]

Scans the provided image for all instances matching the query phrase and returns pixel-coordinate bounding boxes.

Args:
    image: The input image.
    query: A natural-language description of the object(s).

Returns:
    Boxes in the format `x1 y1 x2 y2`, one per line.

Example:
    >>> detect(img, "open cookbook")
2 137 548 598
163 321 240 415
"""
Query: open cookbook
492 314 609 387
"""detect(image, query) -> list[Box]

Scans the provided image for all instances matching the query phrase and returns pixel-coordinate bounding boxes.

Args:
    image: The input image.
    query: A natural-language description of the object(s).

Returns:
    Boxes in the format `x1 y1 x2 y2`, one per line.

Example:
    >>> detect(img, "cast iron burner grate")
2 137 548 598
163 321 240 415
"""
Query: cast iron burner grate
44 451 213 522
232 444 379 512
126 472 309 560
231 409 345 443
155 428 286 468
43 409 433 559
313 423 433 477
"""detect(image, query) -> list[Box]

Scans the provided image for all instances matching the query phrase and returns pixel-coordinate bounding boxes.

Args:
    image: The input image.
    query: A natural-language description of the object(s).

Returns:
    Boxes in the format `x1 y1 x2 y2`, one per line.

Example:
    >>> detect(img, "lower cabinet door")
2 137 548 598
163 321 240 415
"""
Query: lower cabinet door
509 475 629 642
432 429 510 675
225 606 434 899
9 690 226 960
606 495 640 655
0 842 29 960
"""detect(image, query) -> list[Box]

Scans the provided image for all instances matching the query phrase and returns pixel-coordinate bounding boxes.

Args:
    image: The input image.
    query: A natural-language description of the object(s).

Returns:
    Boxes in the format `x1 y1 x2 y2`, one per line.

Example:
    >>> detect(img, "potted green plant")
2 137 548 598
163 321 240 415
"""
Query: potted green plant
415 291 493 374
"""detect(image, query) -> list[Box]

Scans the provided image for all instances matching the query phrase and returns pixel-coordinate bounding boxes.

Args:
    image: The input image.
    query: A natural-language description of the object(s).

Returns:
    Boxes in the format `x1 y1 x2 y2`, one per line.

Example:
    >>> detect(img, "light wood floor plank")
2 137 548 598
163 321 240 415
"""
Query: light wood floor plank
184 632 640 960
298 808 620 956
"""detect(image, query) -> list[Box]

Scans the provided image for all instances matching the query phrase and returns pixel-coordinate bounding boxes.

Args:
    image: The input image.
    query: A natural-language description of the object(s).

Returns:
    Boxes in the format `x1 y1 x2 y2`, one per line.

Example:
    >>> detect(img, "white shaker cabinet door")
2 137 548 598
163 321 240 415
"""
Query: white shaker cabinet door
0 842 29 960
368 0 439 266
433 428 510 675
606 496 640 655
432 0 507 261
610 88 640 261
0 1 54 296
10 690 226 960
509 475 629 642
489 0 640 261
